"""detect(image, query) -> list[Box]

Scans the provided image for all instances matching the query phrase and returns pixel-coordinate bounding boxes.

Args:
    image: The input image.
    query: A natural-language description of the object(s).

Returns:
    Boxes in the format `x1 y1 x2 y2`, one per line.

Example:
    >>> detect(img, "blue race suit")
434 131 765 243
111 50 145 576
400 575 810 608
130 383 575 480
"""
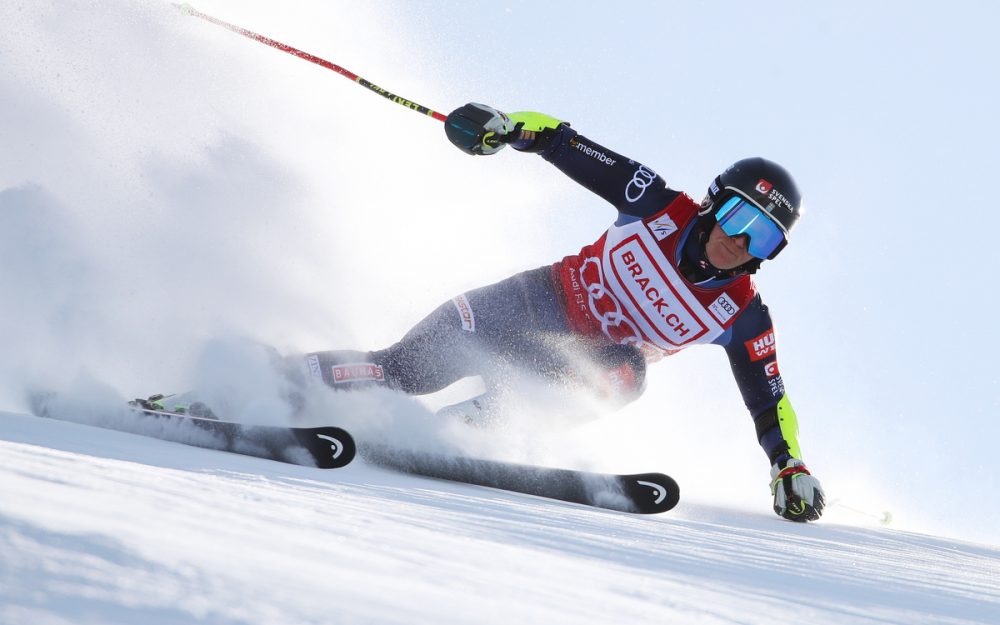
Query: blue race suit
309 123 801 465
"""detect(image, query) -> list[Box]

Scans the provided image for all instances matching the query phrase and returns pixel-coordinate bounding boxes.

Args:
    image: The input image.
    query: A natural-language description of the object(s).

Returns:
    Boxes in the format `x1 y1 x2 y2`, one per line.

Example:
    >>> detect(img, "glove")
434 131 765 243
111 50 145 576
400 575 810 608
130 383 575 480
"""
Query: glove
589 343 647 406
444 103 517 155
552 342 647 407
770 458 825 522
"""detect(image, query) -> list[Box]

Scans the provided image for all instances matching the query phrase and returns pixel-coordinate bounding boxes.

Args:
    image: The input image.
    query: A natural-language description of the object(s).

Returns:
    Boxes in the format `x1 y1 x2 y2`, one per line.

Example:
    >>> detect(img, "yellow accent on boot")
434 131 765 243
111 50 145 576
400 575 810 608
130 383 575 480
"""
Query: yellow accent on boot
776 395 802 459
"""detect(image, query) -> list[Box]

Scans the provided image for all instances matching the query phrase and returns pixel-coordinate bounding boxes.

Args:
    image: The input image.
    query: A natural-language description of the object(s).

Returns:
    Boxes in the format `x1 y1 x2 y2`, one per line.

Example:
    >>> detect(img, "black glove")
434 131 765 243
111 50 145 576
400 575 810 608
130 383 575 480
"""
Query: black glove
444 103 518 155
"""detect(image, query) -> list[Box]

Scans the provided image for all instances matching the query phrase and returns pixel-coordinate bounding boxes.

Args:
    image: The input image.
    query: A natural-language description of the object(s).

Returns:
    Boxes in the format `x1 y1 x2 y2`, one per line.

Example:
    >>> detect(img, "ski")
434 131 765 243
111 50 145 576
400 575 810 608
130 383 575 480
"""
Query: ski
360 444 679 514
131 407 356 469
28 393 355 469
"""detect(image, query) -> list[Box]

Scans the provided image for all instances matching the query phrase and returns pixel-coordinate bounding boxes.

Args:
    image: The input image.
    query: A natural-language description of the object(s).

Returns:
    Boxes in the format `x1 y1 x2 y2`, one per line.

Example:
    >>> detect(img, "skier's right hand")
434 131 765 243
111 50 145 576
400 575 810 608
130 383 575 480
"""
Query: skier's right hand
444 103 517 155
770 458 826 522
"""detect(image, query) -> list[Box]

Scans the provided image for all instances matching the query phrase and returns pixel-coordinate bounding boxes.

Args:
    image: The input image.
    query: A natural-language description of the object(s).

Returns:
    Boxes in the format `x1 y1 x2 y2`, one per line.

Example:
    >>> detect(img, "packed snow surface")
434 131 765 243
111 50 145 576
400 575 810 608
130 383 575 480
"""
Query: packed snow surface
1 412 996 625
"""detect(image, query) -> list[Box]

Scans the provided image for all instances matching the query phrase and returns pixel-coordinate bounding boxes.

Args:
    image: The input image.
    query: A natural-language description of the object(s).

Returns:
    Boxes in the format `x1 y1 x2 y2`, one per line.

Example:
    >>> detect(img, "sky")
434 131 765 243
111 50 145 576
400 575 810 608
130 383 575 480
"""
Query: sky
0 0 998 544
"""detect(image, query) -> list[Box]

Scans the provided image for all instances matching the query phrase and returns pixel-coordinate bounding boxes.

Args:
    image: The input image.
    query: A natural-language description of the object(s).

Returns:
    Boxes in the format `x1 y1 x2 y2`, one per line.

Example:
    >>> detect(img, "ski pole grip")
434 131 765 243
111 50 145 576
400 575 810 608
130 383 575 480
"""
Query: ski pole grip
483 122 525 148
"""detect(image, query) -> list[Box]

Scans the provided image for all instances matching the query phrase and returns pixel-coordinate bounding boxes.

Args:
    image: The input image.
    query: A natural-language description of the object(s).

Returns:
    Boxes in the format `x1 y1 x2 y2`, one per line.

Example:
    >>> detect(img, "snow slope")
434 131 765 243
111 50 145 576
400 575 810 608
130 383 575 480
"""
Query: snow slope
1 411 996 625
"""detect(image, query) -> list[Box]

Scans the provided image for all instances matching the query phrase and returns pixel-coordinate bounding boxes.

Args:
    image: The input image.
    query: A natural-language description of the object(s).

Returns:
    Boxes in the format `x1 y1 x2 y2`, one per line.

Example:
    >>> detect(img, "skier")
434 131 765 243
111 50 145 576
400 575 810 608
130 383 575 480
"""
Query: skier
305 103 826 522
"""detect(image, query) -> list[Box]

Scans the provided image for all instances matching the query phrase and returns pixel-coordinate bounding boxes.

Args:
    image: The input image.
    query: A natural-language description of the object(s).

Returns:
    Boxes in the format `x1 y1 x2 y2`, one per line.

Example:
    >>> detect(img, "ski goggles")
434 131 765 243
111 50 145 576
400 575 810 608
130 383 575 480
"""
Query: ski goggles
714 193 787 260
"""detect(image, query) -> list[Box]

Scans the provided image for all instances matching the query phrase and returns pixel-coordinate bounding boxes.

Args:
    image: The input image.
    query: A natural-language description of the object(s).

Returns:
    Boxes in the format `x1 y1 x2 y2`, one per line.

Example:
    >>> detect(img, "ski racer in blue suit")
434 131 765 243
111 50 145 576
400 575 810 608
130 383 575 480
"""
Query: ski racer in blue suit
307 103 826 522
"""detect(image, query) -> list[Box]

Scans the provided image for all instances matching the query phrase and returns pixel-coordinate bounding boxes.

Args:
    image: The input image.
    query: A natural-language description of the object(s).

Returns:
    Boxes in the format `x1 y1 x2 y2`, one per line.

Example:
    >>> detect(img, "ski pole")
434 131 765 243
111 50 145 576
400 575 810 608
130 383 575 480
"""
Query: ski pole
173 4 448 122
829 499 893 526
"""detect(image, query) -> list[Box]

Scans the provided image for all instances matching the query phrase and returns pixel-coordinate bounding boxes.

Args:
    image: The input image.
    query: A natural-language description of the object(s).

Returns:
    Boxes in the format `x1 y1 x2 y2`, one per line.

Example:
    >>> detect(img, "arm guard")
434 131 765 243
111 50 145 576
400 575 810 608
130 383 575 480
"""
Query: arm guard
507 111 566 153
718 296 802 464
755 395 803 462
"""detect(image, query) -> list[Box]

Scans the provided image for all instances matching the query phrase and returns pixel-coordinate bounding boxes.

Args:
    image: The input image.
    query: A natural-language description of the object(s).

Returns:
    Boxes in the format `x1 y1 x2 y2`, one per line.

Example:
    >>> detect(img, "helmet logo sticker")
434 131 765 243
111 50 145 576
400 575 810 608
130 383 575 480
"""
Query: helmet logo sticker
714 157 800 240
767 187 795 213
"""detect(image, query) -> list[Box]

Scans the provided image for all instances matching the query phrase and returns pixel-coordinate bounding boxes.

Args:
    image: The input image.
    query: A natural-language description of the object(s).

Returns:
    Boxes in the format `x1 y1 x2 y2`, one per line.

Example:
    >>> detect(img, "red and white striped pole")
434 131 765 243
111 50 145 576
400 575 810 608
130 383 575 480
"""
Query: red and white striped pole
174 4 448 122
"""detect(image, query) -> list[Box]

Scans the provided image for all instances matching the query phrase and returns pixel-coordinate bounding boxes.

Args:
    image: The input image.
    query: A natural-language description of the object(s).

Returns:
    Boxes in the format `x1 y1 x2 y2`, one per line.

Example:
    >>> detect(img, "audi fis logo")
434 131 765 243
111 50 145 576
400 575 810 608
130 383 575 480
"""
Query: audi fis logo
709 293 740 324
744 329 776 362
579 257 646 348
625 165 658 203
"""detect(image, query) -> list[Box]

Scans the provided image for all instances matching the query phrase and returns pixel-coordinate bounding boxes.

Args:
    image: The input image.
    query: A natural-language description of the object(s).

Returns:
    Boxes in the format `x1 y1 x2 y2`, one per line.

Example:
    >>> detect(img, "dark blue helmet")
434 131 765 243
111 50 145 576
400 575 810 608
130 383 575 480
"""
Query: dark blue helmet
703 157 803 259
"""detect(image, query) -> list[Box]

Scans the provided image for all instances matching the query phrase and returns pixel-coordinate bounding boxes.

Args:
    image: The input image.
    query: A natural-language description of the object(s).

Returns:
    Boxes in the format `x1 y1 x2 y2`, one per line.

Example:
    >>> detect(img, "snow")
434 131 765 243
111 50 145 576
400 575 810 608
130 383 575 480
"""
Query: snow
2 411 997 625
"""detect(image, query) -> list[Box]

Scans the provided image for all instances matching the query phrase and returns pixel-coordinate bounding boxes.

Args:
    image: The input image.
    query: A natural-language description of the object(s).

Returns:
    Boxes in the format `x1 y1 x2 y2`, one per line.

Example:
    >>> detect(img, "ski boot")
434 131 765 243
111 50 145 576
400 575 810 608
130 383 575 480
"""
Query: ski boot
435 389 512 428
129 394 220 420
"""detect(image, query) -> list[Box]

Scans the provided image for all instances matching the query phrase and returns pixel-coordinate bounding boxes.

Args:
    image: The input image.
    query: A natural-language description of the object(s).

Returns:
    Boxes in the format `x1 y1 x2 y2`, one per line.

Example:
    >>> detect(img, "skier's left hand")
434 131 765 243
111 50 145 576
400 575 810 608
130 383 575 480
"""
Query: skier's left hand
444 103 517 155
589 343 647 406
770 458 825 522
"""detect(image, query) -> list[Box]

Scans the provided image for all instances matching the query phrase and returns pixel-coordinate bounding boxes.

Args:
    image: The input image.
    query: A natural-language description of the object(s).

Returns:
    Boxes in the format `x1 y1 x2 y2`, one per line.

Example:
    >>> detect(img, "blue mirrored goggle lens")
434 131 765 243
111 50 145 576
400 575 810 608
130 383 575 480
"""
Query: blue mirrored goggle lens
715 196 786 259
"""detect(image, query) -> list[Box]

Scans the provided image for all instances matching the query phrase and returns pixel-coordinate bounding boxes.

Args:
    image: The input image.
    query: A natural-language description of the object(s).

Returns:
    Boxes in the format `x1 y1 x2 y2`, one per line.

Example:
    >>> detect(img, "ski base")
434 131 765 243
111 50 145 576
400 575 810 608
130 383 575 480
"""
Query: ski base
361 444 679 514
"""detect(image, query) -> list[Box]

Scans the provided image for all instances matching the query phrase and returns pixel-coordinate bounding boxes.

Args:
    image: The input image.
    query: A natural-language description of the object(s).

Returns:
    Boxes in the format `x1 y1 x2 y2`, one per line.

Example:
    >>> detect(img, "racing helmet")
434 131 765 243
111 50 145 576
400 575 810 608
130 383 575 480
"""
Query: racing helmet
701 157 803 261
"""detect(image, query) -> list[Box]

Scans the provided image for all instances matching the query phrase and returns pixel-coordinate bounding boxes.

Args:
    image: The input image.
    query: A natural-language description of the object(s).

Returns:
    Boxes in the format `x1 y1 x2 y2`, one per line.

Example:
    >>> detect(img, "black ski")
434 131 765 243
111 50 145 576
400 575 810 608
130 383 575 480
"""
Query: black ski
360 444 679 514
130 407 356 469
28 393 355 469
